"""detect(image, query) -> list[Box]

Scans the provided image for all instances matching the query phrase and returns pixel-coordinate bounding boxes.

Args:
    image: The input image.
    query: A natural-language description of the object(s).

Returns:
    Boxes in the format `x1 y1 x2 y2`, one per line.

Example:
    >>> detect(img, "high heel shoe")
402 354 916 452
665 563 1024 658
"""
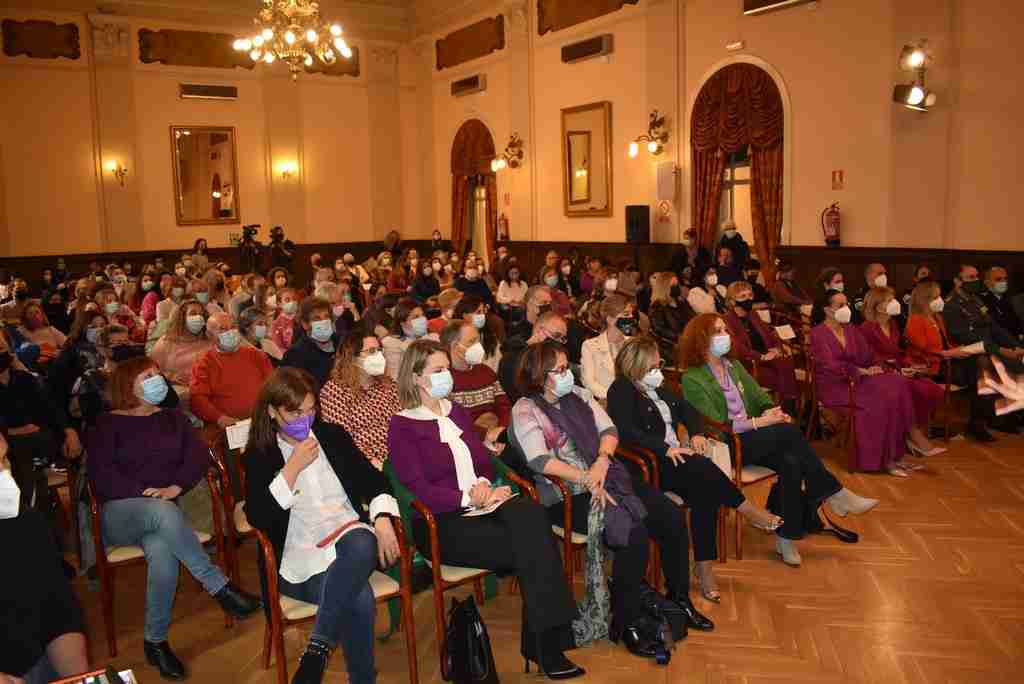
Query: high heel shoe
522 632 585 679
885 463 910 478
906 439 947 457
695 561 722 603
739 501 783 532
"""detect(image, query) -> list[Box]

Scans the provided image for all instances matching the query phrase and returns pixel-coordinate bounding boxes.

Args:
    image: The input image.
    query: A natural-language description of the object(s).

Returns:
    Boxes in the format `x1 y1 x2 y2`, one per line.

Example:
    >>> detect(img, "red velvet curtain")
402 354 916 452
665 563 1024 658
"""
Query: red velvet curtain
451 175 471 254
690 63 784 271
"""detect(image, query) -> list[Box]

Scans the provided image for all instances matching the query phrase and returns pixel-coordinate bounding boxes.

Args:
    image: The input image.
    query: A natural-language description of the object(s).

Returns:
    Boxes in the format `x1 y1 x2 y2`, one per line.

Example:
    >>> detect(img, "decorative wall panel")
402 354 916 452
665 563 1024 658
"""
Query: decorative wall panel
436 15 505 70
138 28 253 70
537 0 639 36
1 19 80 60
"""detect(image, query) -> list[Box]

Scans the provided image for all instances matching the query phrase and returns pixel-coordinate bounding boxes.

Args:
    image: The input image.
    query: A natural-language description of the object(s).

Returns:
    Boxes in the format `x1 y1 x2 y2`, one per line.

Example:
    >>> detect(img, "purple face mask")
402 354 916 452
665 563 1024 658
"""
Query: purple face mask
280 413 314 441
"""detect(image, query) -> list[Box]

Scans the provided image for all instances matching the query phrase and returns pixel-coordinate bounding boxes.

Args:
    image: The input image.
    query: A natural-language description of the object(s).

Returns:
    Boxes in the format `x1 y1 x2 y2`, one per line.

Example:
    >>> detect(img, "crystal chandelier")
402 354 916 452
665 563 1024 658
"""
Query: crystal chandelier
232 0 352 81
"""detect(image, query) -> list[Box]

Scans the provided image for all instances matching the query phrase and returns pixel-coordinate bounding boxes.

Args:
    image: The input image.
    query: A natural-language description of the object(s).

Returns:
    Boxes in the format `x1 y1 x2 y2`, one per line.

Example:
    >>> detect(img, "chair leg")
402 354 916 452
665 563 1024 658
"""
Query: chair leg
100 567 117 657
261 619 272 670
274 621 289 684
432 585 447 676
472 578 484 605
399 587 419 684
734 507 744 561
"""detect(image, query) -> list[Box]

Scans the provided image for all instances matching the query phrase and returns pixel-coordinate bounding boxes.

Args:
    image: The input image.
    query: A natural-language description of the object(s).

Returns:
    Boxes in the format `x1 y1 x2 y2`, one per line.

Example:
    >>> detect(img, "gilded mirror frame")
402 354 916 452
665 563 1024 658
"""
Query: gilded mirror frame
170 125 241 226
561 101 612 218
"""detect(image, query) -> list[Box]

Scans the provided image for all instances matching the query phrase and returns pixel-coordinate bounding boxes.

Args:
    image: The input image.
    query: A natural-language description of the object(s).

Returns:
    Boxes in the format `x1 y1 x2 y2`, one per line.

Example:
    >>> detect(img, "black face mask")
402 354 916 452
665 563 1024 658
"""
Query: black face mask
615 317 638 336
0 351 12 372
215 281 225 291
962 280 982 295
736 299 754 311
111 344 146 363
14 290 29 300
669 285 682 299
536 304 552 317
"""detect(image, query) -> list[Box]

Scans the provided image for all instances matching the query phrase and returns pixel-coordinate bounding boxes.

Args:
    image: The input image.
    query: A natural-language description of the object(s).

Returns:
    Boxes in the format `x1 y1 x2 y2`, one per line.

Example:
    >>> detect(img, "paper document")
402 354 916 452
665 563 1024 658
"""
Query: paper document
961 341 986 356
775 324 796 340
757 309 772 323
225 419 252 451
463 493 519 517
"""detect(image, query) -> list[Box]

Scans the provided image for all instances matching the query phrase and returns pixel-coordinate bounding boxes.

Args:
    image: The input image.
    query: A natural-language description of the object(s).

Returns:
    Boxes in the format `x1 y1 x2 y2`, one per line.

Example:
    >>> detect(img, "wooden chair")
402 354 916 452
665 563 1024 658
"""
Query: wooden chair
383 456 532 676
803 351 860 472
933 353 970 441
702 416 777 561
206 431 256 584
85 468 230 657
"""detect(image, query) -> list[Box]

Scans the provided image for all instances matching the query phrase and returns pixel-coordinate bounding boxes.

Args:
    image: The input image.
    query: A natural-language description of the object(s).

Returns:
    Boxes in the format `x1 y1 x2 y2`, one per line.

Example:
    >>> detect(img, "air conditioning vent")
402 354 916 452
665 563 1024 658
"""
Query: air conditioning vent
179 84 239 101
451 74 486 97
561 34 613 64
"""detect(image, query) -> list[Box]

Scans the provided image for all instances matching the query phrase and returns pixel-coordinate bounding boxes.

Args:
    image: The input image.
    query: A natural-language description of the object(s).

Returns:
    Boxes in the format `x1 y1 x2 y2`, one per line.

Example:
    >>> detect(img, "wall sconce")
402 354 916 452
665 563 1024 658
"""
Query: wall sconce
105 160 128 186
893 40 937 112
491 133 525 172
628 110 669 158
279 161 299 180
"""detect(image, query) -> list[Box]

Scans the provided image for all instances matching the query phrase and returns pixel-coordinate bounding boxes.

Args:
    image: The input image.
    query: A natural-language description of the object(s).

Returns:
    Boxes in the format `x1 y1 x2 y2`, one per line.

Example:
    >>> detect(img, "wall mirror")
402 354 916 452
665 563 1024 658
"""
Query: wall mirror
561 101 612 217
170 126 240 225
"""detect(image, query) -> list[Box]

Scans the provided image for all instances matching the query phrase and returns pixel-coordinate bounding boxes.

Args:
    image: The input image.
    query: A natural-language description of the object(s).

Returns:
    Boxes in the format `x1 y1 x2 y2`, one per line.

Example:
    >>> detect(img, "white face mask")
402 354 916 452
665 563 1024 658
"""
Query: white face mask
830 281 845 293
604 278 618 292
360 350 387 376
724 229 737 238
874 274 888 288
929 297 945 313
0 470 20 519
833 305 852 324
884 299 901 316
463 341 485 366
545 275 559 288
282 300 297 315
642 368 664 391
705 274 719 287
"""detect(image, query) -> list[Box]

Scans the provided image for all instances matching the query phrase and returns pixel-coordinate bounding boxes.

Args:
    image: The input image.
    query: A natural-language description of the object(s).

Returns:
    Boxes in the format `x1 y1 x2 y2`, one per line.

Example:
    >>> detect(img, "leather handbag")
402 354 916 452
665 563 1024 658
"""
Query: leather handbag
441 596 499 684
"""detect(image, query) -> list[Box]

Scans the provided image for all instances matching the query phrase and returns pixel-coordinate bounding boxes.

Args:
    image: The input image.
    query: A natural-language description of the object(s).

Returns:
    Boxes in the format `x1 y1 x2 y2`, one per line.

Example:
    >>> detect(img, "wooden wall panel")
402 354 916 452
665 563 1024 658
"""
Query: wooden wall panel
436 15 504 70
1 19 80 60
138 28 253 70
537 0 639 36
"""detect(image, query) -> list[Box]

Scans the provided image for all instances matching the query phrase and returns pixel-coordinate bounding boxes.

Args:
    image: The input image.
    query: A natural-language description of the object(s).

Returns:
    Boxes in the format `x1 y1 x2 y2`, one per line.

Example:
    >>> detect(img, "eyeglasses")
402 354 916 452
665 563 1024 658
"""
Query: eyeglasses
546 366 569 375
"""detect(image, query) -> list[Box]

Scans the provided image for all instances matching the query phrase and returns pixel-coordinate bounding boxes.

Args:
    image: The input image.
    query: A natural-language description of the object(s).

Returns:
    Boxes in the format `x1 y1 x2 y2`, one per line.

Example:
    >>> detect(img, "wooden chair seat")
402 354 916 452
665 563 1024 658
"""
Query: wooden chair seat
105 530 211 564
278 570 401 621
740 465 776 484
551 525 588 545
423 560 491 583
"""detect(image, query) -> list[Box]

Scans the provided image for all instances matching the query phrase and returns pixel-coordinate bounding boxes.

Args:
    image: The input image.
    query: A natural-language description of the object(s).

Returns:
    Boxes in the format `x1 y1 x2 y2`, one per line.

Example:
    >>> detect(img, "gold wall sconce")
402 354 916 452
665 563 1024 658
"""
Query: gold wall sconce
278 161 299 180
491 133 525 172
628 110 669 158
105 160 128 186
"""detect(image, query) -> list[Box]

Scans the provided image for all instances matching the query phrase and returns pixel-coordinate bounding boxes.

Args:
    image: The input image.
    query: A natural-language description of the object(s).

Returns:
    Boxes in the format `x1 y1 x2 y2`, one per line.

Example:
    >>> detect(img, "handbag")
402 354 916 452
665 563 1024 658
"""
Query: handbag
766 482 859 544
441 596 499 684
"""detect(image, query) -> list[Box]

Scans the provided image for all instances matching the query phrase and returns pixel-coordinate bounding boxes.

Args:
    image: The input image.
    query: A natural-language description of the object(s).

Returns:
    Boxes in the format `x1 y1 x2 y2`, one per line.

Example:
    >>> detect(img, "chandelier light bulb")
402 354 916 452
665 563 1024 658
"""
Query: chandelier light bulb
250 49 262 61
628 141 639 158
306 29 318 43
908 50 925 68
491 159 499 172
330 24 342 36
262 28 273 41
304 54 314 66
647 141 659 153
264 52 276 64
240 38 252 51
252 35 264 47
232 39 243 51
341 45 352 59
324 49 335 62
285 31 295 44
907 85 925 105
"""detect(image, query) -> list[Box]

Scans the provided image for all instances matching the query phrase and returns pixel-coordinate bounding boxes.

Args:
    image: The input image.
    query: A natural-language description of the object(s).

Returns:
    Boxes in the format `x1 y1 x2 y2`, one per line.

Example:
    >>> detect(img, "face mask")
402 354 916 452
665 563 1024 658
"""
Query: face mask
464 342 485 366
85 327 101 344
175 268 187 277
15 290 29 300
0 470 21 520
509 272 520 281
993 281 1009 295
95 275 104 282
874 274 888 288
670 284 682 299
604 278 618 292
266 294 278 309
360 350 387 376
885 299 901 316
111 344 145 363
310 319 334 342
726 229 739 238
281 413 314 441
0 352 11 372
465 270 479 280
642 368 664 390
408 316 428 338
498 252 508 261
142 281 154 291
330 304 346 318
536 303 552 317
104 301 120 316
682 238 693 248
139 374 169 405
171 287 184 300
282 301 297 315
218 329 241 352
432 262 442 272
432 234 441 242
425 369 454 398
833 306 852 324
252 324 267 340
929 297 945 313
561 266 571 276
963 280 983 295
195 292 209 304
830 281 845 293
466 313 485 330
705 274 718 287
422 268 433 277
186 315 205 334
551 368 575 398
736 299 754 311
614 316 638 336
710 333 731 358
545 275 559 287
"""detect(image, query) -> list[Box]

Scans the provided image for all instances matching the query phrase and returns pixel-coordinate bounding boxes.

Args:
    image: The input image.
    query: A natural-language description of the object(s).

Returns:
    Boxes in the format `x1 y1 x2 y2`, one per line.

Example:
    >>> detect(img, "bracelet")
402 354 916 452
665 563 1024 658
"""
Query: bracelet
579 471 592 489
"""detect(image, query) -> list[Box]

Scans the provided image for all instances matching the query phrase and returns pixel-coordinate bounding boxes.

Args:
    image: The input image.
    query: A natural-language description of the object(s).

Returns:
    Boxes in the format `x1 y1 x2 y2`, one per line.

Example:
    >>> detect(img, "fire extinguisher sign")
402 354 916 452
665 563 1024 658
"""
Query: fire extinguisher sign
831 170 845 190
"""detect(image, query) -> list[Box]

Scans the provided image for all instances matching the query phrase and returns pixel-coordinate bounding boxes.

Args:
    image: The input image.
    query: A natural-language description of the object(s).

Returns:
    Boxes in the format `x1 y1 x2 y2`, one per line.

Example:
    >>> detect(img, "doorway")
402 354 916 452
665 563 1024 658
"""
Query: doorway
450 119 497 260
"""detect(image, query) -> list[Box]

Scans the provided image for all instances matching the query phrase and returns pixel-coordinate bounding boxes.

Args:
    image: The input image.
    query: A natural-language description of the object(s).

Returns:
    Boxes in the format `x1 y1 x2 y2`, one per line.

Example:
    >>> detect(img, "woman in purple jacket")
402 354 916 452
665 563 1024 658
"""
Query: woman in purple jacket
388 339 582 680
85 356 261 680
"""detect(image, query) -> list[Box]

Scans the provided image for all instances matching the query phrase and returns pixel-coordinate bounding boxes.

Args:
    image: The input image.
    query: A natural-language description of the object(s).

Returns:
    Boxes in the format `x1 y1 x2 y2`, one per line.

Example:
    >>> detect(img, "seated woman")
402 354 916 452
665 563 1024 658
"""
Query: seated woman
95 286 145 342
320 324 401 470
381 298 435 381
151 298 214 389
453 294 503 372
811 290 939 476
389 340 584 679
581 294 638 403
648 272 695 358
49 309 109 406
85 356 260 679
140 272 168 327
904 281 994 441
239 305 284 361
723 282 800 415
411 261 440 303
386 257 411 295
497 263 528 313
687 267 726 315
245 367 401 684
17 300 66 368
860 287 946 459
770 260 813 315
680 313 878 566
155 275 187 325
607 336 782 601
512 340 714 659
271 287 302 352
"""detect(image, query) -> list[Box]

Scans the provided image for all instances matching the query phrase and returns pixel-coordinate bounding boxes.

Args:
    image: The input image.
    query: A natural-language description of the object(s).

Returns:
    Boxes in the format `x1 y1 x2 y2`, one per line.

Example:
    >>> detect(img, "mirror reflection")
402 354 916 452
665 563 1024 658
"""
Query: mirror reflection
171 126 240 225
561 102 612 217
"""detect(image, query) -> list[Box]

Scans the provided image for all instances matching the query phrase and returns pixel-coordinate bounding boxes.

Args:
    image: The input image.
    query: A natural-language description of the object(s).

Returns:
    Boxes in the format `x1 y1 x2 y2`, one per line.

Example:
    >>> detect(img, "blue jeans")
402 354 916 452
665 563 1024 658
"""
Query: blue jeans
101 497 229 643
279 528 378 684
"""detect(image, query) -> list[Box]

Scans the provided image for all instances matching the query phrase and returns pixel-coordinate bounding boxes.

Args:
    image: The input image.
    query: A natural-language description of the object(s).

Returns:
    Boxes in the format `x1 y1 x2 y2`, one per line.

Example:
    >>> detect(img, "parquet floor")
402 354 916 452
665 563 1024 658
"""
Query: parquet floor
73 432 1024 683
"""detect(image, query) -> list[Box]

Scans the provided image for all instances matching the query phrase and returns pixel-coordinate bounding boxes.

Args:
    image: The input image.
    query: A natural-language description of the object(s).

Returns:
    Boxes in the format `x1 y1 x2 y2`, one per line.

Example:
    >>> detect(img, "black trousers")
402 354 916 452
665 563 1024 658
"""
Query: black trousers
738 423 842 540
7 431 57 513
413 496 577 635
658 455 744 561
547 480 689 627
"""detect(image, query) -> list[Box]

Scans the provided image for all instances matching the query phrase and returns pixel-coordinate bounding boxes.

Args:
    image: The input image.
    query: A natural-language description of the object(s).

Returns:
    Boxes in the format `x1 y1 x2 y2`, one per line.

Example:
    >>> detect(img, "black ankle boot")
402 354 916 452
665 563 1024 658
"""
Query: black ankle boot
292 639 331 684
669 592 715 631
522 628 584 680
144 640 187 680
213 582 262 619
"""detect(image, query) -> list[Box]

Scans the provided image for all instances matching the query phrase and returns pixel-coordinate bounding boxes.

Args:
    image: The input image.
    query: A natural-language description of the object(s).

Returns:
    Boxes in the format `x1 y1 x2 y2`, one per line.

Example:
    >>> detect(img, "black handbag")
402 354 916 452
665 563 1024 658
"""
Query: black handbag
766 482 859 543
441 596 499 684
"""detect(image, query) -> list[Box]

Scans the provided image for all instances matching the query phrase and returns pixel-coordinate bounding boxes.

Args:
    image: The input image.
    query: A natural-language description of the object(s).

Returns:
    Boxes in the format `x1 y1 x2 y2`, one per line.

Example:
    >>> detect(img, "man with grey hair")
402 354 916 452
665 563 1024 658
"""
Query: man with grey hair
715 219 749 270
498 309 568 402
980 265 1022 340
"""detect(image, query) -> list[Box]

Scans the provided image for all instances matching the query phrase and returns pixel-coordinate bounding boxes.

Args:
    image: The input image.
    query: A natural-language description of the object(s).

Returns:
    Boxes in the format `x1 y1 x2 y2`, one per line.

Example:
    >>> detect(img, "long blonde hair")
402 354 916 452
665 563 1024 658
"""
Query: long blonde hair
909 281 941 317
650 272 676 306
165 298 208 342
862 286 895 323
396 339 445 409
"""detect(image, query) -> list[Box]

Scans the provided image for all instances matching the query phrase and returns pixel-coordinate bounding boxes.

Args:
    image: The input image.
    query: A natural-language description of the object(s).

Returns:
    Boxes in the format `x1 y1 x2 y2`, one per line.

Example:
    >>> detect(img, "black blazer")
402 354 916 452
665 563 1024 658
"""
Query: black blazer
243 420 393 571
606 376 704 459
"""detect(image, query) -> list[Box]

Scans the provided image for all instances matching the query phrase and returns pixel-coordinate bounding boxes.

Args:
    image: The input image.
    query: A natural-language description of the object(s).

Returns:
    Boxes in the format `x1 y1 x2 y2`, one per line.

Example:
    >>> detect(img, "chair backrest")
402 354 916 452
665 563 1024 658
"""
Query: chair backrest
382 461 419 545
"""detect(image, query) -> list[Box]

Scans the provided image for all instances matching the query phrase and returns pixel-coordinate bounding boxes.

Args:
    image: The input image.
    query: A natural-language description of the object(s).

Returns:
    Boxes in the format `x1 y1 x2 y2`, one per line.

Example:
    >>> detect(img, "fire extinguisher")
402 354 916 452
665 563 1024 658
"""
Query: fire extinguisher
498 212 510 241
821 203 841 247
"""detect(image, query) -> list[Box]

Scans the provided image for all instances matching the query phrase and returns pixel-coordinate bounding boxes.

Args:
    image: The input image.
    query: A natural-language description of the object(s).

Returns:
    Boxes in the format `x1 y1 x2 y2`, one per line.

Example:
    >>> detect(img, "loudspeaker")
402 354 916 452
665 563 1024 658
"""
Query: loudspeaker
625 205 650 244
